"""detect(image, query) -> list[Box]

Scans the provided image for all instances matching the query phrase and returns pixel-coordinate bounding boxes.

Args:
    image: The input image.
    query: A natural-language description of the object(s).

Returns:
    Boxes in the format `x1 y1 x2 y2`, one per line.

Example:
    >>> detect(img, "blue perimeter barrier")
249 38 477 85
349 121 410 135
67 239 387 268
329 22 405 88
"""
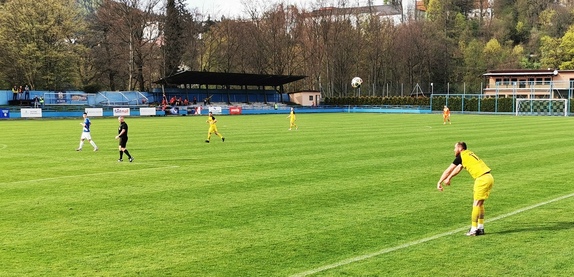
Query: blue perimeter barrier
2 105 431 119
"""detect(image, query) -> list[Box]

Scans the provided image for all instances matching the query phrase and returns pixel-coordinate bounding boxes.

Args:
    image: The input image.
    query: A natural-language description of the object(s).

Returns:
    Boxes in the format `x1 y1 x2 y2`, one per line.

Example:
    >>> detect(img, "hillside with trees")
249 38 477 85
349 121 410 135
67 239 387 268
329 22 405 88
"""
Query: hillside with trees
0 0 572 96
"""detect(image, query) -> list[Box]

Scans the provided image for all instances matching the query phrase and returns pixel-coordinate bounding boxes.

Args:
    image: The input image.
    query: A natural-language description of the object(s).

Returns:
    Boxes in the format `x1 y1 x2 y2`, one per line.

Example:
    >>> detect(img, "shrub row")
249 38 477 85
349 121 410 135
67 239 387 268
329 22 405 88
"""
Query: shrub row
431 97 514 112
323 96 430 106
323 96 534 113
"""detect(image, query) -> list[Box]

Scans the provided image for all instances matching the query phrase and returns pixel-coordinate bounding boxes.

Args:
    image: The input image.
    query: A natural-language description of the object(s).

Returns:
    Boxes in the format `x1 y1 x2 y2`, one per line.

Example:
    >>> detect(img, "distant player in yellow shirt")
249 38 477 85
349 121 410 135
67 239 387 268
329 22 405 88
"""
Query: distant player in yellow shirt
205 111 224 143
443 105 451 124
287 107 298 130
437 142 494 236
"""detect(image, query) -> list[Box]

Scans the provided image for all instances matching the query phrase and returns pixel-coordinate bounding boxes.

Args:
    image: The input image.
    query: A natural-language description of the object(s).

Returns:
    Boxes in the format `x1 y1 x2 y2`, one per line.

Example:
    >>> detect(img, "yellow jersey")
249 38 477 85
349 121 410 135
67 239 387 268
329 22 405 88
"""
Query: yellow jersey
443 107 450 116
207 115 217 126
453 150 491 179
289 111 296 120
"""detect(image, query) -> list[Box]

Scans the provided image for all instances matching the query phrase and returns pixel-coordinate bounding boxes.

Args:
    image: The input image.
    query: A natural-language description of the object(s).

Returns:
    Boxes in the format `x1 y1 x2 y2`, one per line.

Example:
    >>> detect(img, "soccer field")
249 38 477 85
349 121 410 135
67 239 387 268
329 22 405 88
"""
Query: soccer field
1 113 574 276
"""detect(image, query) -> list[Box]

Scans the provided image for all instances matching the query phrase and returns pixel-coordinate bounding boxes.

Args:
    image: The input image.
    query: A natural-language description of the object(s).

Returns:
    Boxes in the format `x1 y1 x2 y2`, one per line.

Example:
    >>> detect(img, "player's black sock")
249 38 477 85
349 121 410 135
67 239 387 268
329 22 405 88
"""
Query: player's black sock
124 149 132 158
119 150 123 159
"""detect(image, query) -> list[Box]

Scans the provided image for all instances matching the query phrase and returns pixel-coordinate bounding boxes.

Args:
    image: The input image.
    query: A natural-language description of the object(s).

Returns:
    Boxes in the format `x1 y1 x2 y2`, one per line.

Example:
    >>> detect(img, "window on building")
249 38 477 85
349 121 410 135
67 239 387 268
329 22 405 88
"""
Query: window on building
544 78 551 85
309 95 314 101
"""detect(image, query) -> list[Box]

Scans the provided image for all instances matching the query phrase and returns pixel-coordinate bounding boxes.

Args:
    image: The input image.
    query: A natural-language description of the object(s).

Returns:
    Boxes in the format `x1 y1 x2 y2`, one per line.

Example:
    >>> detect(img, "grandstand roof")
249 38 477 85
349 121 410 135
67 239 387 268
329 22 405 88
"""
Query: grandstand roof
154 71 306 87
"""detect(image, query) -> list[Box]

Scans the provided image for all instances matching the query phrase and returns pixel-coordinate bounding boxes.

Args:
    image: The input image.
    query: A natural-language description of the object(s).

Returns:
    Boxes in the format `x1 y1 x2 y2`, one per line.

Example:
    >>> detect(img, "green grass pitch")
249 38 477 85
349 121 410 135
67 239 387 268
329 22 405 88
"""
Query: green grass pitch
1 113 574 276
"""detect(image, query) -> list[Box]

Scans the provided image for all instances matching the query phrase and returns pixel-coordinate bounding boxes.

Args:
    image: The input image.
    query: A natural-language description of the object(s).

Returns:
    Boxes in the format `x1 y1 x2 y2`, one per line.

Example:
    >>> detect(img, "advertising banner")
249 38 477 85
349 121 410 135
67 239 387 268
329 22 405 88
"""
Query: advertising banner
208 106 222 114
113 107 131 116
85 108 103 117
21 108 42 118
71 93 88 104
0 109 9 119
229 106 242 115
55 91 67 104
140 107 156 116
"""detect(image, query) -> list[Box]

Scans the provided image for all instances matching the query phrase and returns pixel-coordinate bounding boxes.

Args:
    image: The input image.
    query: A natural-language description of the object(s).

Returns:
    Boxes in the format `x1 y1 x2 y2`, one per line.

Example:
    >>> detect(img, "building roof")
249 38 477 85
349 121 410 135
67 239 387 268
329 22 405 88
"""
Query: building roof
308 4 401 17
154 71 307 87
287 90 321 94
483 69 558 77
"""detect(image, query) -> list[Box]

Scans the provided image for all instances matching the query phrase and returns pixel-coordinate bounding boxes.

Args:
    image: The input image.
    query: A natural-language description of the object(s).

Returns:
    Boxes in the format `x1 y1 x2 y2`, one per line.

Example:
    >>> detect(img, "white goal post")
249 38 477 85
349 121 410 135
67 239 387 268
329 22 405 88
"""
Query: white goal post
515 98 568 116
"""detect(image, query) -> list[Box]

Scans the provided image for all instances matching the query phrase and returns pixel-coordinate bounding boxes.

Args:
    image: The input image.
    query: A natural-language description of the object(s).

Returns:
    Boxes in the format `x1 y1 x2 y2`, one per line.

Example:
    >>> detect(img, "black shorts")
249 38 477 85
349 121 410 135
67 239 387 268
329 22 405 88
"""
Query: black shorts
119 137 128 148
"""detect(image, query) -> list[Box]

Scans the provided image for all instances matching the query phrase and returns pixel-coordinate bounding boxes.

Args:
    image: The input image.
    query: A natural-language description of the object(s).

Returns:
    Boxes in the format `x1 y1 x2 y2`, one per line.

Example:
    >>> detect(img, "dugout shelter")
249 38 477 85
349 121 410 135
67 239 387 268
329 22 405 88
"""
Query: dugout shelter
153 71 306 104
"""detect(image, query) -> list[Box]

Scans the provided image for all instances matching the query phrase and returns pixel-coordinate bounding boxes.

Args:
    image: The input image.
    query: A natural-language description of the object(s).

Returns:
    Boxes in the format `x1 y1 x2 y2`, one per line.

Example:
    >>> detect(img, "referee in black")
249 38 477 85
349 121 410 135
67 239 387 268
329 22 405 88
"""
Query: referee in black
115 116 133 162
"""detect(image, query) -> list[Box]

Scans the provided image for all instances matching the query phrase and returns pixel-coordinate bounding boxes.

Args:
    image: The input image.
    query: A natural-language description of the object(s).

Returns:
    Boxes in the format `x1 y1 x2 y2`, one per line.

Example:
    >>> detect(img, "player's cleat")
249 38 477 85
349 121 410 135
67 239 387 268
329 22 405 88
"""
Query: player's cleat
205 140 210 143
76 148 82 151
288 128 291 131
465 229 478 236
222 137 225 142
129 157 133 162
94 148 98 152
118 159 123 162
476 229 485 236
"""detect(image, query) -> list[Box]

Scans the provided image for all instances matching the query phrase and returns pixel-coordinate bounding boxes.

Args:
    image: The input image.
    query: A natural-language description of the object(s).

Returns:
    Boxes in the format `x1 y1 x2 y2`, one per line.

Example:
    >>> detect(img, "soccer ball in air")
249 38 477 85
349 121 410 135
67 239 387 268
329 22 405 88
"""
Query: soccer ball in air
351 77 363 88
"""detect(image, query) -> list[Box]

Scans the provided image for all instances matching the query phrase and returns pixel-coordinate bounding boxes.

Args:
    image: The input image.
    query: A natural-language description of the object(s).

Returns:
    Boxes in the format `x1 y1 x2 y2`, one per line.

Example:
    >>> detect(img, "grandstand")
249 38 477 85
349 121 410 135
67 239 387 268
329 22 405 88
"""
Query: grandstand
153 70 307 107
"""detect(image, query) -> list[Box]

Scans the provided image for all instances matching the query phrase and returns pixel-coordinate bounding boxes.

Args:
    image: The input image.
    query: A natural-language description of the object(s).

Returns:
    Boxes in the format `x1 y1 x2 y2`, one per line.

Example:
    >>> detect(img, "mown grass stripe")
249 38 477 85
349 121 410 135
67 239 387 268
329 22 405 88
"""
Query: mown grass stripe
291 191 574 277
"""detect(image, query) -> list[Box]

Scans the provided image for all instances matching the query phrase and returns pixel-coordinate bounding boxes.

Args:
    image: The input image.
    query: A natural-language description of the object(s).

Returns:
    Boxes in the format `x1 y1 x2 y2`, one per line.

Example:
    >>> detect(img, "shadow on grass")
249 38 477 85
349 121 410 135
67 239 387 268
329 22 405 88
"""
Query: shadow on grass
493 221 574 235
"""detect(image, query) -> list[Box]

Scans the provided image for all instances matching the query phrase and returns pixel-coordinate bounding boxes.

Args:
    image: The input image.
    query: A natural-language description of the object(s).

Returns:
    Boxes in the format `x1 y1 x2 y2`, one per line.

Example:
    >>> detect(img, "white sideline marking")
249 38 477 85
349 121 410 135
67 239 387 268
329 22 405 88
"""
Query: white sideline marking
291 192 574 277
2 165 180 185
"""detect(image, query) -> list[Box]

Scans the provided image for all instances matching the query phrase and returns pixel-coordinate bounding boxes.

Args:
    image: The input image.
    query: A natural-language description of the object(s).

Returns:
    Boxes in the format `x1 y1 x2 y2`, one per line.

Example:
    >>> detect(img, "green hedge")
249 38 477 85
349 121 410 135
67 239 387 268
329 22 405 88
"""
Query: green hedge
431 96 514 112
323 96 574 113
323 96 430 106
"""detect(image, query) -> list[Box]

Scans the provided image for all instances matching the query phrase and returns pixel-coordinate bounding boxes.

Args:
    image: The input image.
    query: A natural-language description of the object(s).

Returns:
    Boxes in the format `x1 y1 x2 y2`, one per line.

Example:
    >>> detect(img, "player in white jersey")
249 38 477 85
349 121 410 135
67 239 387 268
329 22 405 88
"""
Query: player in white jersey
76 112 98 151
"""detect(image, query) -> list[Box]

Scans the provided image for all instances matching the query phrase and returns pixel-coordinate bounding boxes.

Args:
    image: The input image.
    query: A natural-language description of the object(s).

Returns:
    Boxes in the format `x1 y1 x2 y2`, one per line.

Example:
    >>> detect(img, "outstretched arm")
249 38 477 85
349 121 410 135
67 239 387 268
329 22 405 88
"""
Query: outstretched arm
437 164 463 191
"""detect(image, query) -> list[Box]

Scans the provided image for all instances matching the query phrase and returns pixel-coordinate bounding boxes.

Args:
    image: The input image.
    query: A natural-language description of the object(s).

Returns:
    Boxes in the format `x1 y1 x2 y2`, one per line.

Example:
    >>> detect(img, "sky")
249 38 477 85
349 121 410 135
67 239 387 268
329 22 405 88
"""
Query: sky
186 0 387 18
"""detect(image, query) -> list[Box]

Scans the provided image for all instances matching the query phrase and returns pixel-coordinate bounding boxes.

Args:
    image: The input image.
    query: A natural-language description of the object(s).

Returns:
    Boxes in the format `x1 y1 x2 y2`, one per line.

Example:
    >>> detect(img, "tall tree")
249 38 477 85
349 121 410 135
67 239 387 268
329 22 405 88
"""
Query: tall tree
0 0 85 90
163 0 185 77
94 0 161 91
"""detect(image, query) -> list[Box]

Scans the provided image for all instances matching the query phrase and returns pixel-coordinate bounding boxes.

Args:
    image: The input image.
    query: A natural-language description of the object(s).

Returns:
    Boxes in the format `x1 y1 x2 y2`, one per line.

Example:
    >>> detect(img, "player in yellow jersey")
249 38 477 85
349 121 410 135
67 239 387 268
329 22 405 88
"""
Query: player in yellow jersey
287 107 298 130
205 111 224 143
437 142 494 236
443 105 451 124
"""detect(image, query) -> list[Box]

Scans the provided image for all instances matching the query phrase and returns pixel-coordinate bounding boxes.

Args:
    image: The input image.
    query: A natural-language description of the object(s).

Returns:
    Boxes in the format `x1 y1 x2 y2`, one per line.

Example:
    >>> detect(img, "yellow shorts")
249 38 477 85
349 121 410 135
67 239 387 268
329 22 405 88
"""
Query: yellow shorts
474 173 494 200
208 126 218 133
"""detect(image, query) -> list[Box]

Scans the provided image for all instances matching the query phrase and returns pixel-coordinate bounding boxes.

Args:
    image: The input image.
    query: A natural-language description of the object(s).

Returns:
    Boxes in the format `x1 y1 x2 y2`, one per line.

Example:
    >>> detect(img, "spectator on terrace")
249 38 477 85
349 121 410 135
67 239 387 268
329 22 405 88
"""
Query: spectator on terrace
33 96 39 108
193 96 197 105
161 97 167 111
18 86 23 100
169 96 176 105
12 86 17 101
183 98 189 106
24 85 30 100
